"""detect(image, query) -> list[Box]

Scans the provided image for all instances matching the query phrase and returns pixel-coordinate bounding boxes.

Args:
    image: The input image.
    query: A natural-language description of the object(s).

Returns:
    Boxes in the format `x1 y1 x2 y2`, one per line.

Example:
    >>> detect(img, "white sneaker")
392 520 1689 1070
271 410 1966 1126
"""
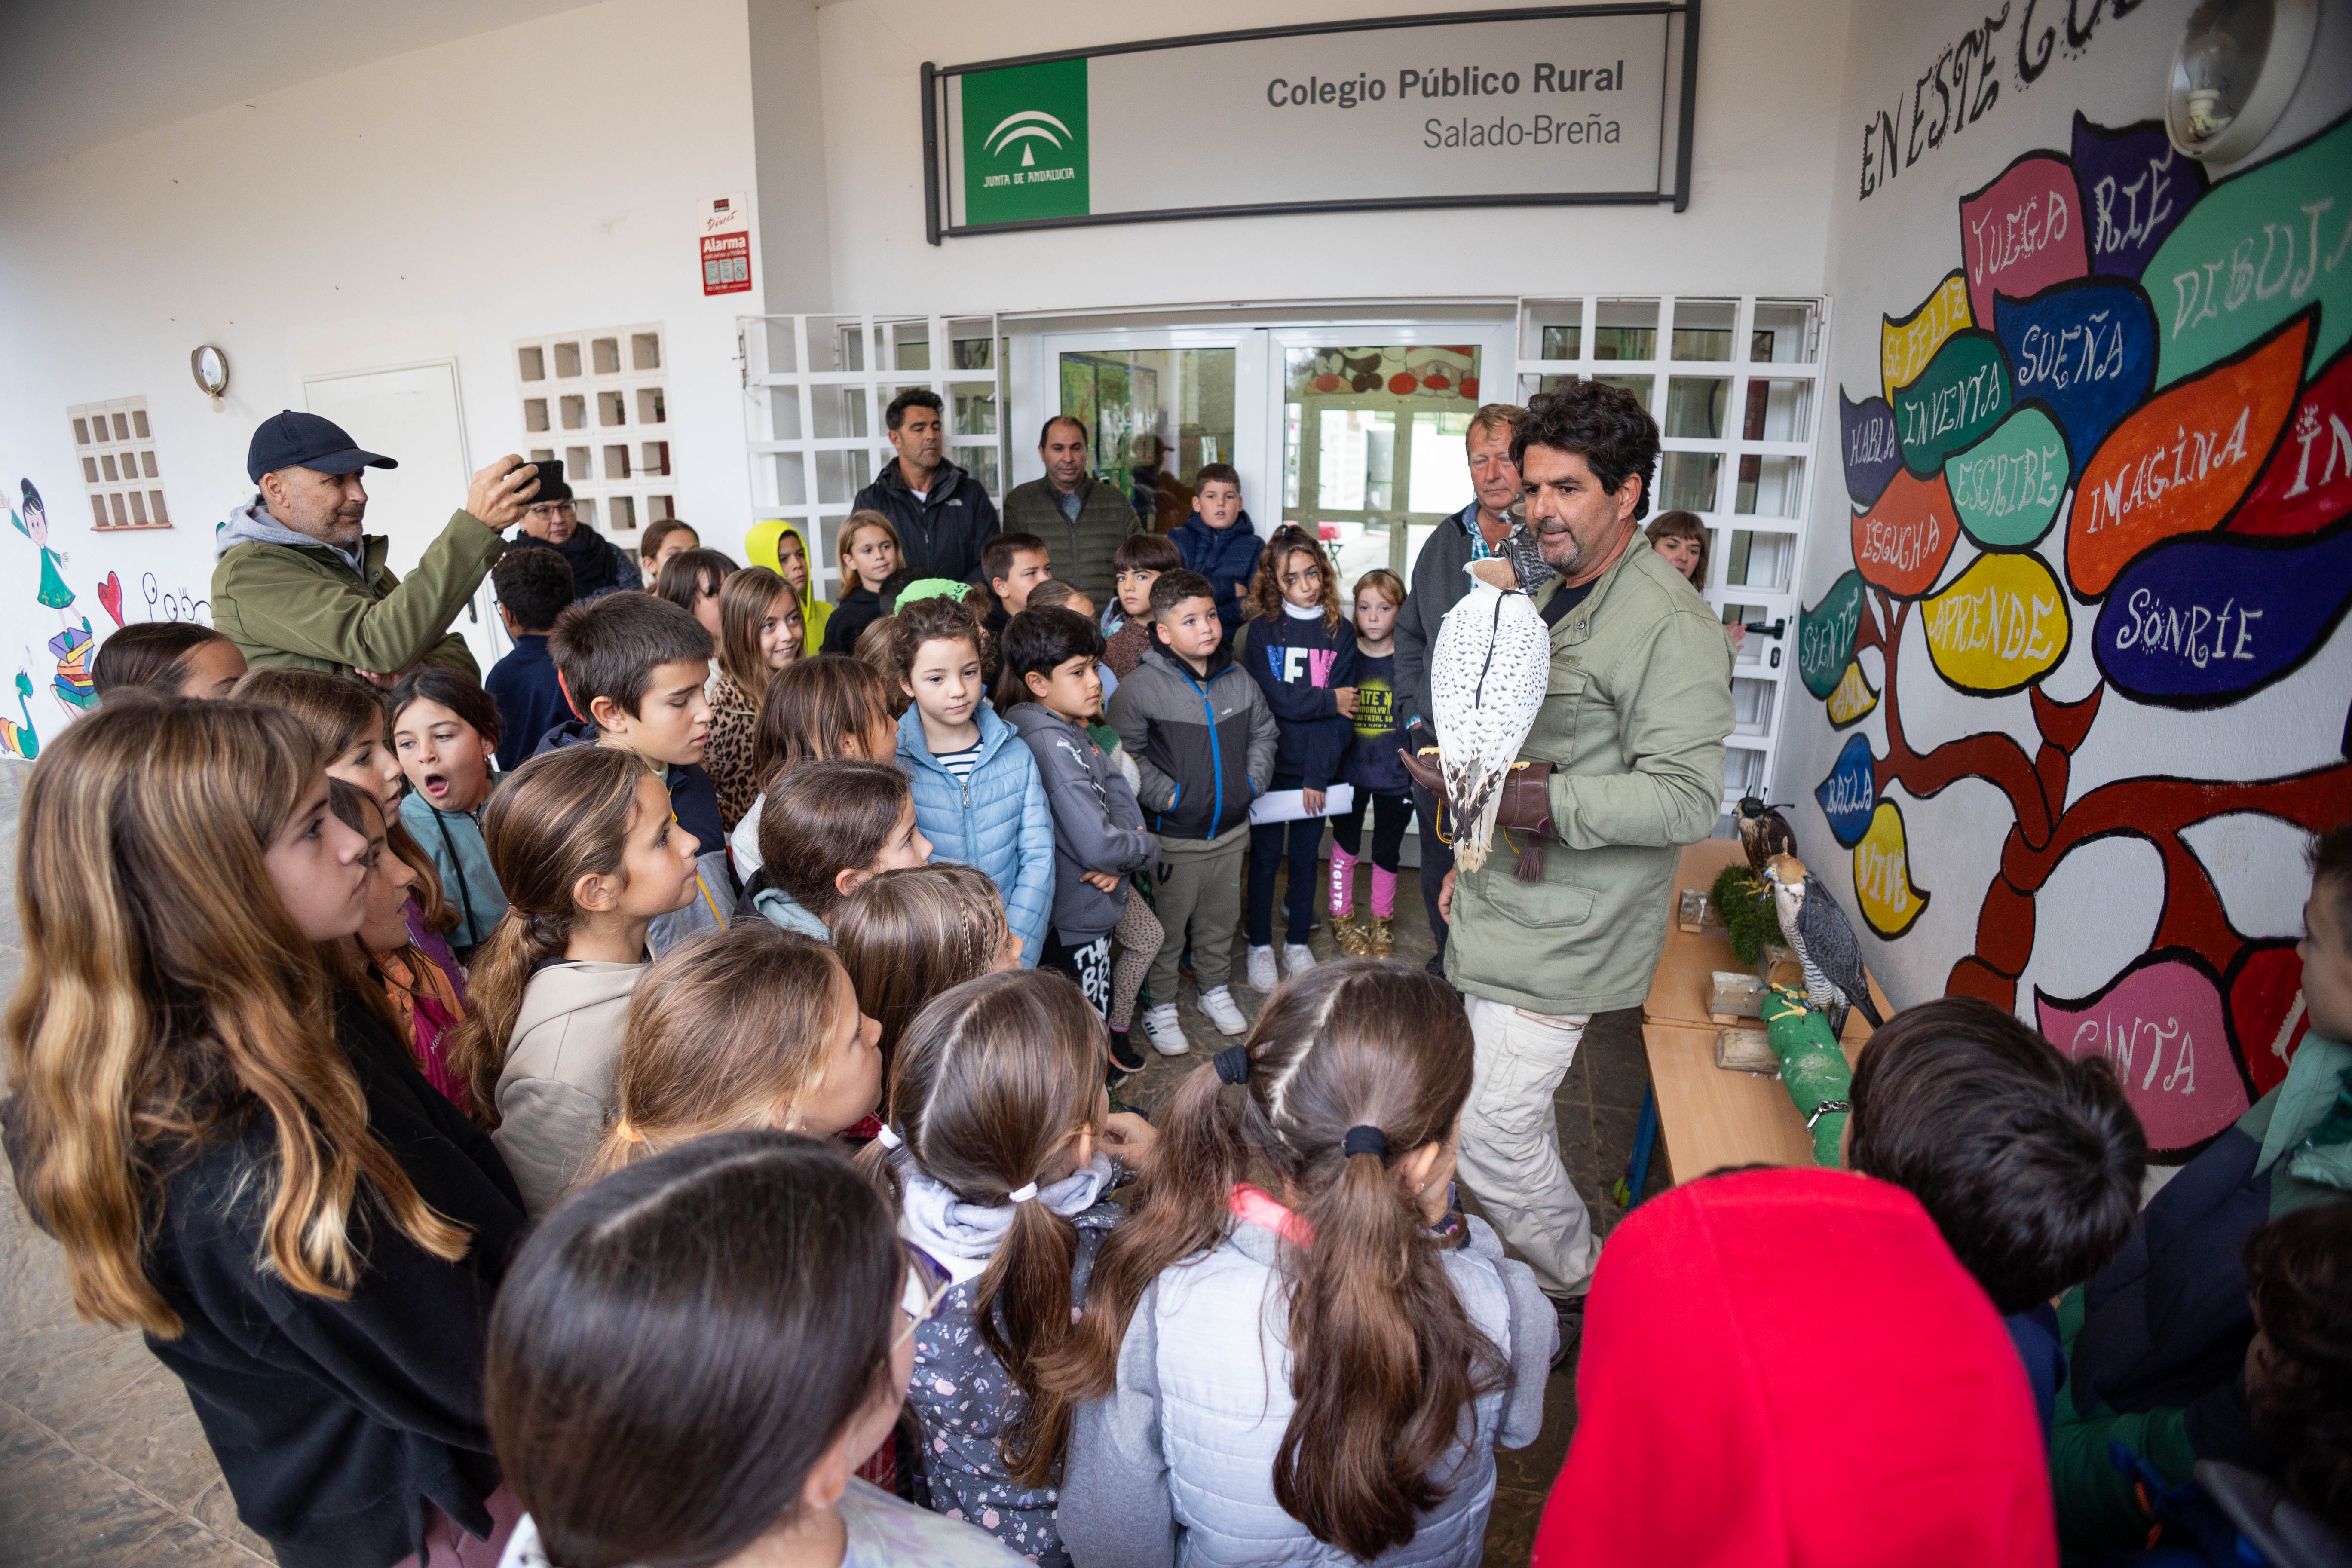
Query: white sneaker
1283 943 1318 975
1144 1003 1189 1056
1246 944 1279 991
1199 986 1248 1036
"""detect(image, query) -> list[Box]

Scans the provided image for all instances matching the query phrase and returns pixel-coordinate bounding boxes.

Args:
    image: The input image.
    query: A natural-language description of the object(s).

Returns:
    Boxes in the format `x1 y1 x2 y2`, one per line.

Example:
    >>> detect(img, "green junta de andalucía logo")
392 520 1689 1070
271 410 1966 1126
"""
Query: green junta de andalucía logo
961 57 1090 227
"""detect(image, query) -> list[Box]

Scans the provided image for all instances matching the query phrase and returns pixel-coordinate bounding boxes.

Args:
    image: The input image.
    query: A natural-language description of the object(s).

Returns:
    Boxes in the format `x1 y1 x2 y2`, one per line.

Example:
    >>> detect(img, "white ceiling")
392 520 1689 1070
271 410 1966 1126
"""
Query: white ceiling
0 0 597 178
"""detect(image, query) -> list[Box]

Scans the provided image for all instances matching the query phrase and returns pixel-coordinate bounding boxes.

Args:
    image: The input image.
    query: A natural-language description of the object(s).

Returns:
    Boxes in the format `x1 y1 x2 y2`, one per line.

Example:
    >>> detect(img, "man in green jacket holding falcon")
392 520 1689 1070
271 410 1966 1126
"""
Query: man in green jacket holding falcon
998 413 1141 610
213 410 540 683
1406 382 1734 1361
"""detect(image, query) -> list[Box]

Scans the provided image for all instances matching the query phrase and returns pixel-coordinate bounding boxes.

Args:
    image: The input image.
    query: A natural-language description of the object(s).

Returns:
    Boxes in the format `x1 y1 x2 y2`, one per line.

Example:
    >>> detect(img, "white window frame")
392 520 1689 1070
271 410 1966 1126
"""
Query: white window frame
1514 294 1831 815
737 314 1006 600
68 396 171 531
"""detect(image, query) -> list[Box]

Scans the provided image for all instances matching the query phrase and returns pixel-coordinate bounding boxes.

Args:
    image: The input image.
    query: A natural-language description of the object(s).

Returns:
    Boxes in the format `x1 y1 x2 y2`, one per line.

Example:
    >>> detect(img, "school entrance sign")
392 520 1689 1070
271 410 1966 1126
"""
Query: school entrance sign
921 3 1699 243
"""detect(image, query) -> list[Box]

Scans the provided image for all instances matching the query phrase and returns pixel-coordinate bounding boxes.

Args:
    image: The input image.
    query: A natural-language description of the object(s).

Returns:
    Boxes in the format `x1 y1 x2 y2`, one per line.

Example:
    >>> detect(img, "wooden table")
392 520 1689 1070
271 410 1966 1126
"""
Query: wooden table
1638 839 1894 1183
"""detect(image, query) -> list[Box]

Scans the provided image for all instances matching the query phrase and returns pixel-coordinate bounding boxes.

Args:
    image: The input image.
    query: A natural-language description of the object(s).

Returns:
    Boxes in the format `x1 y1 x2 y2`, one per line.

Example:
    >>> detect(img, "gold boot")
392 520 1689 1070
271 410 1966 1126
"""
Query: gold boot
1331 912 1372 956
1368 915 1396 957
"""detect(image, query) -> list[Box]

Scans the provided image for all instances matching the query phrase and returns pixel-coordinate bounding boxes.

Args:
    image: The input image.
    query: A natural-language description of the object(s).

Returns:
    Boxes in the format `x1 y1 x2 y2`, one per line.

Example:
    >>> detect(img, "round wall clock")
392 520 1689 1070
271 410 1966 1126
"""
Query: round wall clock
191 345 230 398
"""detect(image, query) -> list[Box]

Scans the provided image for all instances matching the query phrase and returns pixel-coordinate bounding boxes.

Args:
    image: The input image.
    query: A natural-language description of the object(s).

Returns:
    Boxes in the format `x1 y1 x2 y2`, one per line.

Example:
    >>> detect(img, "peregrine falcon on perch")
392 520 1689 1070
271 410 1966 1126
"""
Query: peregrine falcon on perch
1761 853 1885 1040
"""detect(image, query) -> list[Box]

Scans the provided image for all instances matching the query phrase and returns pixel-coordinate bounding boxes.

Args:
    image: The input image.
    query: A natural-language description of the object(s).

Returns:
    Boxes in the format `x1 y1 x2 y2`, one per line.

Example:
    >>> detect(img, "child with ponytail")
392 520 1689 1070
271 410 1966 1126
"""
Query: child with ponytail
1049 960 1555 1568
873 969 1159 1567
442 745 704 1217
4 701 526 1568
834 862 1023 1075
577 919 882 1188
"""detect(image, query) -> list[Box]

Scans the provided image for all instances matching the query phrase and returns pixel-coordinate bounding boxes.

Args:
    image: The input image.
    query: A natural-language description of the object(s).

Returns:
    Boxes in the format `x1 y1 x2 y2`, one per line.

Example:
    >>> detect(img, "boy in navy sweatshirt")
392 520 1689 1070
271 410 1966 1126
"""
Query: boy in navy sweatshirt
1168 462 1263 646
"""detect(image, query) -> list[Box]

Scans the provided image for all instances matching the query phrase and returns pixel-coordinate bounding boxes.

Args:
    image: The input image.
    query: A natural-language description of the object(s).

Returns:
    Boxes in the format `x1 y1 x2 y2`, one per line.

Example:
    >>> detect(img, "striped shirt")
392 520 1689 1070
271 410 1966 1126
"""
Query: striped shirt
935 741 983 786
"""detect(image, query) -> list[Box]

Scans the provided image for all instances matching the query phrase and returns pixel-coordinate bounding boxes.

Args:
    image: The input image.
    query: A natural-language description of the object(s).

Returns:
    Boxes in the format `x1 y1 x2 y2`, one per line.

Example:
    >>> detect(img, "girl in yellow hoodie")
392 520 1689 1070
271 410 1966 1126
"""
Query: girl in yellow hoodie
743 519 832 655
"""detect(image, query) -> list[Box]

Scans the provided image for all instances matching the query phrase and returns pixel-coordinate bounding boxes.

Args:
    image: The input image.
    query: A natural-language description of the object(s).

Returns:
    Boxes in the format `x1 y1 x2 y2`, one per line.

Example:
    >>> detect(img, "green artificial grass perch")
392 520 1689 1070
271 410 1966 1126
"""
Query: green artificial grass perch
1711 864 1782 969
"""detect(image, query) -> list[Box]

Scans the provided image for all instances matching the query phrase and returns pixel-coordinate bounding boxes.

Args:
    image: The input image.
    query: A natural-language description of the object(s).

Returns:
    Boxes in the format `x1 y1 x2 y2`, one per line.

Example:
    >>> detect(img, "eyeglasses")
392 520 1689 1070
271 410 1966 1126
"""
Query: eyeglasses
526 501 577 518
894 1248 955 1349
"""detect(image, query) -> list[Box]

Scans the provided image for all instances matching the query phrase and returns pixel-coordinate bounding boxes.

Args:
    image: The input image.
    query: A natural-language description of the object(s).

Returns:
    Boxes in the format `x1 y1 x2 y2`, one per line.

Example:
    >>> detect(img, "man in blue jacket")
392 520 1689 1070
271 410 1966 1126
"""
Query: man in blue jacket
850 389 1001 582
1169 463 1263 647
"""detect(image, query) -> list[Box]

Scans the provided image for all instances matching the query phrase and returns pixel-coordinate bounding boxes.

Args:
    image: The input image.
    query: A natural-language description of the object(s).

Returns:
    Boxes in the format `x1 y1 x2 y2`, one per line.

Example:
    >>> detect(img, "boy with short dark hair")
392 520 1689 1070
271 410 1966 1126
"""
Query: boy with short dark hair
1104 531 1180 677
486 548 576 770
1169 462 1262 643
1846 996 2147 1436
1003 606 1161 1074
1105 568 1277 1054
542 591 737 950
981 531 1053 640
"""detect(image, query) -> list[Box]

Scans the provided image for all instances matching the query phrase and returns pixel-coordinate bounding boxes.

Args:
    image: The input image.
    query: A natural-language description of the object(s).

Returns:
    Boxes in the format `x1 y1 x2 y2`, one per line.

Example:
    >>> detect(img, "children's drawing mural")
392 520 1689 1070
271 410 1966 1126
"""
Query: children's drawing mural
1793 20 2352 1161
4 462 215 743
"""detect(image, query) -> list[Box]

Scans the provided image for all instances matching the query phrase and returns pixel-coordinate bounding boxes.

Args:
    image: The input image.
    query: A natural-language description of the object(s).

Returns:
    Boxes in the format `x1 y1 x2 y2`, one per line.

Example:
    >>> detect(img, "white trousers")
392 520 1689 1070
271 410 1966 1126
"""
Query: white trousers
1455 994 1598 1298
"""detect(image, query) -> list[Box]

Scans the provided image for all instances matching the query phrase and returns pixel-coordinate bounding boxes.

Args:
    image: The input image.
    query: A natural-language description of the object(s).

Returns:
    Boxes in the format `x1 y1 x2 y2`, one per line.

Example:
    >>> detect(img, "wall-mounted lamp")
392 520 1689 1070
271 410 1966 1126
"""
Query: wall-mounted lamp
190 344 230 401
2166 0 2318 162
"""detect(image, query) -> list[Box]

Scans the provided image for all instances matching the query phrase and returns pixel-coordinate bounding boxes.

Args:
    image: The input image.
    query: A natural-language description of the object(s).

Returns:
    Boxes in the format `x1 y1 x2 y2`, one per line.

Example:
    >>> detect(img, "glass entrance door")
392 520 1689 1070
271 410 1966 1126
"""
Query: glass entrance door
1272 325 1513 600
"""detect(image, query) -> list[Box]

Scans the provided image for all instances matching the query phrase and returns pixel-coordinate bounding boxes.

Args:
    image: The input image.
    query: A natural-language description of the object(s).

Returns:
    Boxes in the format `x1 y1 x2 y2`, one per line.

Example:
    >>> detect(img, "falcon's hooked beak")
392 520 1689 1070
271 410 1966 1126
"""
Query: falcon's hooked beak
1764 851 1809 885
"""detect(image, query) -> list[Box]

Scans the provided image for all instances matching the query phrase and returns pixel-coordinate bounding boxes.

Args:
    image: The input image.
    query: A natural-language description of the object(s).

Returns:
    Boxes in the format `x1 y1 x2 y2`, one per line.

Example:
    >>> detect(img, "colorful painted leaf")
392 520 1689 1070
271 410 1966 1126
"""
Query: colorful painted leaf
1799 569 1869 700
2071 114 2208 282
1827 659 1880 728
2226 941 2309 1101
1921 552 2070 695
2094 523 2352 707
1853 801 1929 938
1993 279 2155 473
1816 733 1877 848
1959 152 2089 326
2068 313 2309 597
2233 341 2352 537
2037 951 2250 1156
1850 469 1960 598
1944 404 2068 548
2145 113 2352 389
1839 387 1903 508
1881 270 1972 403
1893 331 2012 477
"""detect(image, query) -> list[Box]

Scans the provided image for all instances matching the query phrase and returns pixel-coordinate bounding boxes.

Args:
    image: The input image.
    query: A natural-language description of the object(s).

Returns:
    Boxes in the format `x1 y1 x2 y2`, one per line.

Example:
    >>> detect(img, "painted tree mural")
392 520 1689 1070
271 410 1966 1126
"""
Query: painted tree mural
1804 109 2352 1159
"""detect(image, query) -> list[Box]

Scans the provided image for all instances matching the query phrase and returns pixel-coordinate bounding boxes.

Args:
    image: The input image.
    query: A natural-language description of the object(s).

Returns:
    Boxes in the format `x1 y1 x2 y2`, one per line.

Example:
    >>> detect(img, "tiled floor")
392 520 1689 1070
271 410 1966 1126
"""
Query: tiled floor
0 753 1666 1566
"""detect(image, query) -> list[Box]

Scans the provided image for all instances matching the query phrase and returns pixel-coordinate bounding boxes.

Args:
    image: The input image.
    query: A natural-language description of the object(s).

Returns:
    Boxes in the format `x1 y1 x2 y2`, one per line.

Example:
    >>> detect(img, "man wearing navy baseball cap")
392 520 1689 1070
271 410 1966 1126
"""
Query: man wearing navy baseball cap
211 409 540 682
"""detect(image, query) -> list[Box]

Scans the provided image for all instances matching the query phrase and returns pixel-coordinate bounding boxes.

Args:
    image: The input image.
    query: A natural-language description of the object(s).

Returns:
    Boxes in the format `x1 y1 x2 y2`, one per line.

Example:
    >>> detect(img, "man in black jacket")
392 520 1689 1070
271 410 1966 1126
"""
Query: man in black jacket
851 388 1001 582
1393 401 1539 966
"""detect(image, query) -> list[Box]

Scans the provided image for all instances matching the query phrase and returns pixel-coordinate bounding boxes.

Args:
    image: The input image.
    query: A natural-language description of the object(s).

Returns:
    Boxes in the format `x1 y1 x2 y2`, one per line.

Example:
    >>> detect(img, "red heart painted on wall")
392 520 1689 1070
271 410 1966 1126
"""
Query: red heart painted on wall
98 572 124 625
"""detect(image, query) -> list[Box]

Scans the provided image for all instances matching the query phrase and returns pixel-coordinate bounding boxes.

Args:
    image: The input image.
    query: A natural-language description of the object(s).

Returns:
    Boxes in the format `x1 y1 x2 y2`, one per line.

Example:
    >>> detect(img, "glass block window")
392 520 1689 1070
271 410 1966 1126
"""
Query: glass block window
68 397 171 530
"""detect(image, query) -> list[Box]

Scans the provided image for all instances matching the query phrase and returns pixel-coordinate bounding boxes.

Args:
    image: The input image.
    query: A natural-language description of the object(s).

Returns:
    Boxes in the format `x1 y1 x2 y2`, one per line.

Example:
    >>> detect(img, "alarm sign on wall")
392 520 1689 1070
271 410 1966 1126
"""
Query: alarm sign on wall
700 193 753 297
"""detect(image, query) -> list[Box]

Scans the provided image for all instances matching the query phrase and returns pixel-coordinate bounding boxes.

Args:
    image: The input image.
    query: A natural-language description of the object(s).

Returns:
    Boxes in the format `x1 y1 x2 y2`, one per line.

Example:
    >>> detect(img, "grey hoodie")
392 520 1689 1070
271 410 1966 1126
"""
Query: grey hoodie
491 959 644 1217
217 495 363 570
1005 702 1157 946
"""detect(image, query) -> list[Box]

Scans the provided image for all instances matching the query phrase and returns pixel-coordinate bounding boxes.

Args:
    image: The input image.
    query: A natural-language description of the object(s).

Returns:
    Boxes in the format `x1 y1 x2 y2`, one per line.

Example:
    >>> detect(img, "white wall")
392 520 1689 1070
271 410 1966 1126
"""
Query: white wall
0 0 761 701
807 0 1853 312
1778 0 2352 1156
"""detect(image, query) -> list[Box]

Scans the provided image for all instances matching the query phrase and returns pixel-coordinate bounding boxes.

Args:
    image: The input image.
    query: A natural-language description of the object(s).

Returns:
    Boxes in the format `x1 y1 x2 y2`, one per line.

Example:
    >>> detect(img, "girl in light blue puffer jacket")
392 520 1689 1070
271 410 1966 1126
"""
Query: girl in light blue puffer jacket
890 594 1055 967
1050 961 1557 1568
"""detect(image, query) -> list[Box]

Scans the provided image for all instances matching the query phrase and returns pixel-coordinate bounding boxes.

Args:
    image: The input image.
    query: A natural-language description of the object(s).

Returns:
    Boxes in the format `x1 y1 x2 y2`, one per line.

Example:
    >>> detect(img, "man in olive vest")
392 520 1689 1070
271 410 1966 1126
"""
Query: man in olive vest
999 414 1141 610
